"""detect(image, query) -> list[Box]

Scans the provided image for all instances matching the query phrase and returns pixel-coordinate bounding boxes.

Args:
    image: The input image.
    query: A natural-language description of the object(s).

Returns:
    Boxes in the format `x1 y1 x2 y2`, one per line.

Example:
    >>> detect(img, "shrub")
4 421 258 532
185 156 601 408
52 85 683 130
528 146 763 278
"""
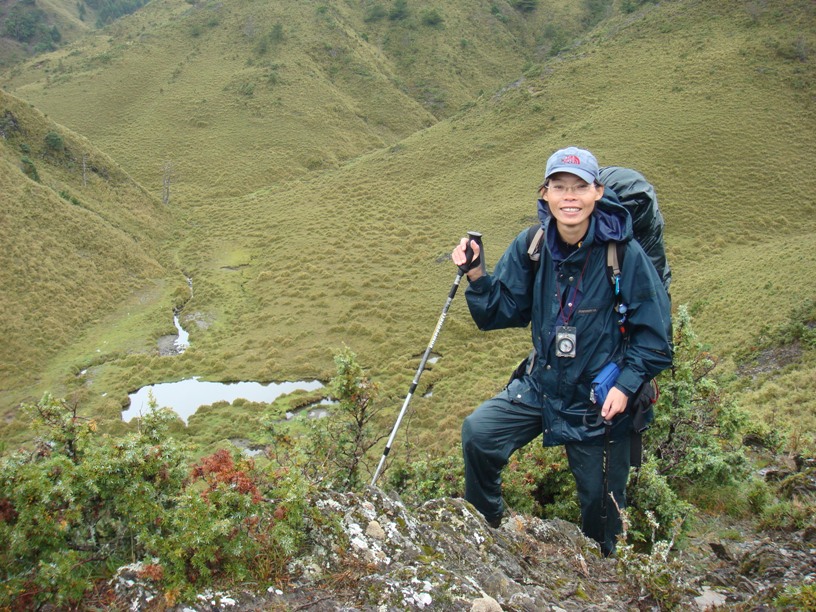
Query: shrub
317 348 386 488
774 583 816 609
542 23 569 56
615 509 690 609
388 0 409 21
620 306 754 544
386 450 464 503
2 3 47 42
270 22 284 43
621 0 658 13
20 156 39 181
237 82 255 96
511 0 538 12
648 306 751 493
44 130 64 152
0 396 188 607
266 348 386 490
746 477 773 514
421 8 444 27
502 444 578 520
364 4 387 23
142 450 312 599
256 22 285 55
490 4 509 23
58 190 82 206
626 458 694 545
758 498 815 531
0 396 313 606
583 0 612 27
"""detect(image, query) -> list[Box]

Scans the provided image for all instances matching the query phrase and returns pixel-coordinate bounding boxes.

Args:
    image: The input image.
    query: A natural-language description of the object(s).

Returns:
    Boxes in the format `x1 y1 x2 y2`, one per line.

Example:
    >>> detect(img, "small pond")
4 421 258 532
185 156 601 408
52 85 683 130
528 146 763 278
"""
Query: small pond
123 378 324 424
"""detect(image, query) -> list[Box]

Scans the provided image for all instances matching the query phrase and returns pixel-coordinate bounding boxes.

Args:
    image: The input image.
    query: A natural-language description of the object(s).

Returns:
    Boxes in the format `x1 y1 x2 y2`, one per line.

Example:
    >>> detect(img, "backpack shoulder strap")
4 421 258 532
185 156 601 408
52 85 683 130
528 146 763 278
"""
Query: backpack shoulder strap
607 241 620 283
526 225 545 262
606 241 626 295
607 241 629 334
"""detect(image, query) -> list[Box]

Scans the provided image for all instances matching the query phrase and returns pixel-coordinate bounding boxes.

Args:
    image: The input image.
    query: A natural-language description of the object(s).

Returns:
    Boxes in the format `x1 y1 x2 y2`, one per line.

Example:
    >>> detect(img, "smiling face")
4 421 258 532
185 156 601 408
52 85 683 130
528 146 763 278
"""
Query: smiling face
539 172 604 244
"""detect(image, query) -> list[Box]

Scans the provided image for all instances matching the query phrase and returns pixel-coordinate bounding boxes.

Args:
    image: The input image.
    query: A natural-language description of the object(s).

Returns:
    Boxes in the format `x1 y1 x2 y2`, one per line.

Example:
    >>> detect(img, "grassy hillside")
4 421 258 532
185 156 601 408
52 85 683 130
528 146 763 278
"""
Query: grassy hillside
0 89 172 433
2 0 588 199
169 0 816 450
1 0 814 454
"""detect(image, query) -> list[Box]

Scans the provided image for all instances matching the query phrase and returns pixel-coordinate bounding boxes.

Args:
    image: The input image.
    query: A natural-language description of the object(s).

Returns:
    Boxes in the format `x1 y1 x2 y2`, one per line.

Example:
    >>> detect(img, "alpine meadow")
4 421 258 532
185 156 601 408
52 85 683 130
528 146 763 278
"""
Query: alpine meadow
1 0 816 607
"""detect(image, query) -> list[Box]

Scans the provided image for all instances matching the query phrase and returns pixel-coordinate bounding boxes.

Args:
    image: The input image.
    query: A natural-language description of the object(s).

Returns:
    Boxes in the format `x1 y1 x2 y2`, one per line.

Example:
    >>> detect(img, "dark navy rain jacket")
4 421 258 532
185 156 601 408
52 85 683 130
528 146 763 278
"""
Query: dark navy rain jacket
464 193 673 446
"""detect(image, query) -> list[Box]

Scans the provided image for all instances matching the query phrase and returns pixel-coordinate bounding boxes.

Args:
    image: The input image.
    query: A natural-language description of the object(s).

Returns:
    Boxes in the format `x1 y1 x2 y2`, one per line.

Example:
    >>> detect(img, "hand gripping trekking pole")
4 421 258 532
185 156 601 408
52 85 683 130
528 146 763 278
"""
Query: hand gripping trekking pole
370 231 483 487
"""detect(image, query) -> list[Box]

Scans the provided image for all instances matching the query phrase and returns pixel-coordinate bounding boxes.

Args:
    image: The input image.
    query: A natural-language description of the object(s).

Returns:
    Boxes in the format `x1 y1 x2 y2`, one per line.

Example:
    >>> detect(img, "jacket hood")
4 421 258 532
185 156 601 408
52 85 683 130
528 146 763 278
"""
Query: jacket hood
536 189 633 256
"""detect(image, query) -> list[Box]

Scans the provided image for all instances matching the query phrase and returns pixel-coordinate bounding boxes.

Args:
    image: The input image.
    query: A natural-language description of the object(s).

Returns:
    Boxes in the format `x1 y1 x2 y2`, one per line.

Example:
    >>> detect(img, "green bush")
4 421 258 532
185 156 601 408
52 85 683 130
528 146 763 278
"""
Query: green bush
746 477 773 514
265 348 385 491
490 4 509 23
88 0 151 26
388 0 409 21
615 514 689 610
387 451 464 503
364 4 387 23
621 0 658 14
648 306 751 492
774 583 816 610
626 458 694 545
758 498 815 531
542 23 570 56
0 395 312 606
583 0 613 27
511 0 538 13
44 130 64 152
421 8 444 27
2 3 50 43
269 22 284 43
20 156 39 181
502 444 578 520
620 306 754 544
142 449 312 600
0 396 188 607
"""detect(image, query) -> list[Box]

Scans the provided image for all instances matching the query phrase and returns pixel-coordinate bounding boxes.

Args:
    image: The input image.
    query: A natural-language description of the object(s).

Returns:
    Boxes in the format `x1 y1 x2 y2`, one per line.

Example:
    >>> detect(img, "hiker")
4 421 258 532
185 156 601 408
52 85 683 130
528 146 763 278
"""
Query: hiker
451 146 673 556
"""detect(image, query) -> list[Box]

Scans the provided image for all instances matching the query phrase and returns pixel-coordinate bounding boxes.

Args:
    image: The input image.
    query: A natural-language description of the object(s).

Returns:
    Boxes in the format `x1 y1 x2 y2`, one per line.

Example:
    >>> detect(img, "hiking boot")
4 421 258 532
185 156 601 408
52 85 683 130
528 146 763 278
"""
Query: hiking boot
486 514 503 529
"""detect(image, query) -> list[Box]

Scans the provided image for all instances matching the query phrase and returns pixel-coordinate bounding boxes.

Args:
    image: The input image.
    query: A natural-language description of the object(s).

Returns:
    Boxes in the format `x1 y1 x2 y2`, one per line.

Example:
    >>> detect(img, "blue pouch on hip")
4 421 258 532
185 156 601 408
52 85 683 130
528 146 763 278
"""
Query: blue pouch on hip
590 362 620 406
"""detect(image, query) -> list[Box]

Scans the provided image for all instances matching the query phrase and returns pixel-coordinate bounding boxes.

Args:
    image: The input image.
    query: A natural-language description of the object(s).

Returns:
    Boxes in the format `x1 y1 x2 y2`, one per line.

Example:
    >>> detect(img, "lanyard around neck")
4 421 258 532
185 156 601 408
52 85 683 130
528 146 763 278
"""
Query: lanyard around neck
556 248 592 325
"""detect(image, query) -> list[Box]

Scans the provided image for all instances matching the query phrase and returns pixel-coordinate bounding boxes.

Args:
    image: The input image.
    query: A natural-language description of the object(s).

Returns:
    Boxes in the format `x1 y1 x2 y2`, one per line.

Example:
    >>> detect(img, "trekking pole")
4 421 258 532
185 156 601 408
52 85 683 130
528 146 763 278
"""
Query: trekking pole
370 231 483 487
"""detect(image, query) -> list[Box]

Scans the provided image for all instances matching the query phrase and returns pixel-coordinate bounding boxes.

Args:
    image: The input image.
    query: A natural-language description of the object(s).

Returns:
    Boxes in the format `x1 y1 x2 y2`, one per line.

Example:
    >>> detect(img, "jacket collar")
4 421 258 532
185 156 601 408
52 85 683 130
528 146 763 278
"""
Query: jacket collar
536 190 633 263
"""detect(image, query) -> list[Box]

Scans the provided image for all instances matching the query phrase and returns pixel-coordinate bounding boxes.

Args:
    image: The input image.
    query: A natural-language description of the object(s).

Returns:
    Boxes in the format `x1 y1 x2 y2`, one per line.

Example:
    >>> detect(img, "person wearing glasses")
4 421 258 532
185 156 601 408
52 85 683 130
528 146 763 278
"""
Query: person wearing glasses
451 146 672 556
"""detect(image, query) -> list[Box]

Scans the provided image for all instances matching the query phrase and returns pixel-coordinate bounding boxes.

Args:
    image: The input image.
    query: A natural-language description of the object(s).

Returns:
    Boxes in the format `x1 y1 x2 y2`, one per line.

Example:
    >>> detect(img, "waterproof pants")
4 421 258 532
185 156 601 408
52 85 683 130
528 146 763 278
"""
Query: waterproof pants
461 394 630 556
565 436 630 556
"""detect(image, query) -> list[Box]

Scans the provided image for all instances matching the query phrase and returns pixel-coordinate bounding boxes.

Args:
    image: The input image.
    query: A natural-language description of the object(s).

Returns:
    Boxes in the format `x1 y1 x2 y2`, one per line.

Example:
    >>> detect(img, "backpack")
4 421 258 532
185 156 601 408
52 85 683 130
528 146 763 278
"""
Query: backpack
523 166 668 466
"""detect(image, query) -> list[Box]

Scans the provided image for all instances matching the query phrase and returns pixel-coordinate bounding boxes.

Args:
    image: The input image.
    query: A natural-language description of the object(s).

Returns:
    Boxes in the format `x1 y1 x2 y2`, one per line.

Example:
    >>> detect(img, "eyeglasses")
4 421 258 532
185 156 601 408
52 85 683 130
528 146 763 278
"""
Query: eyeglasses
544 182 594 196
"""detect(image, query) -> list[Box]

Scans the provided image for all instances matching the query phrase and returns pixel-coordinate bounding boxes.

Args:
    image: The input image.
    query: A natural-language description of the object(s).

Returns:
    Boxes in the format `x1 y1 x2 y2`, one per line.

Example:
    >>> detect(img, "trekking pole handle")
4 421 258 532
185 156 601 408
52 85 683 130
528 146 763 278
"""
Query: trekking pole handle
458 231 483 274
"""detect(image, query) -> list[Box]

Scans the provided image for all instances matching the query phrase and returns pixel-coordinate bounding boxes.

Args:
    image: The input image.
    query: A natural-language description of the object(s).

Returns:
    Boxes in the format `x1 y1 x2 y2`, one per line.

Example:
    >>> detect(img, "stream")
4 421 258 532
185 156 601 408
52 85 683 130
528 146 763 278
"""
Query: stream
129 274 328 424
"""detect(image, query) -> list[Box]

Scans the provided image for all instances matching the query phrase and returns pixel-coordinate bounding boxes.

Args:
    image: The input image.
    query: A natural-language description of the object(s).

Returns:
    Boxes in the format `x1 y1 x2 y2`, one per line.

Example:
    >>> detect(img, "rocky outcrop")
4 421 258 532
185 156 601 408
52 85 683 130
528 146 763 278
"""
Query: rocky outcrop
112 486 815 610
291 487 615 610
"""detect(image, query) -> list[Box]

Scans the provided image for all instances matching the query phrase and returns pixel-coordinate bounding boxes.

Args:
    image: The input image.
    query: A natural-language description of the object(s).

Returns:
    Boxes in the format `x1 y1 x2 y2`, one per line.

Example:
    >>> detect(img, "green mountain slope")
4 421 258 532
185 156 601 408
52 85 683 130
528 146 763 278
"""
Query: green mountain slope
164 0 816 449
0 0 814 450
2 0 587 199
0 89 170 420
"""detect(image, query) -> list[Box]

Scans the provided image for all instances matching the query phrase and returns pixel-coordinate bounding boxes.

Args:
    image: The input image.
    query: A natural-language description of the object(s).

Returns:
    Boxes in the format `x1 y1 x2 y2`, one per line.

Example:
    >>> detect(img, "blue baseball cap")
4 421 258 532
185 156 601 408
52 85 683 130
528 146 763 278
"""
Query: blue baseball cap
542 146 600 186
